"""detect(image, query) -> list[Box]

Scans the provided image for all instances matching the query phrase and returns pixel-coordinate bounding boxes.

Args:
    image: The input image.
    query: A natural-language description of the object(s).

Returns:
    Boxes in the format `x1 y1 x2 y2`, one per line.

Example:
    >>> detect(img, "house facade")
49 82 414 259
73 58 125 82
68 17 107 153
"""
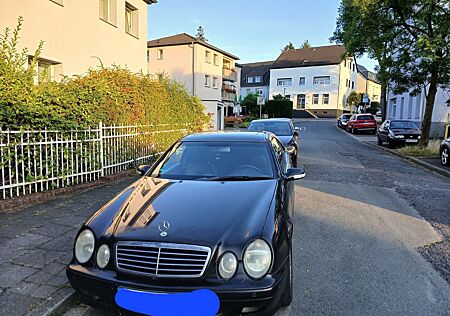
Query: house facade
147 33 240 130
0 0 155 80
356 65 382 103
387 87 450 137
240 61 273 102
268 45 358 118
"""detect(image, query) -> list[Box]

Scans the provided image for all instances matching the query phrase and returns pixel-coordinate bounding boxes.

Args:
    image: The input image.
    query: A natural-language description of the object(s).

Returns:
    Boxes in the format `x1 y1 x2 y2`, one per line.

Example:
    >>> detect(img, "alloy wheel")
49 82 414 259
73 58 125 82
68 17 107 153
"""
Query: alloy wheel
442 148 449 165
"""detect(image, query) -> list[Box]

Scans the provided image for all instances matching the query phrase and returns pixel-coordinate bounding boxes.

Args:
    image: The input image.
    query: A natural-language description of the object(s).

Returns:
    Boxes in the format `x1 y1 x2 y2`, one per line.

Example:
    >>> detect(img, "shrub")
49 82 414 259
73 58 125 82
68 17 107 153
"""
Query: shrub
264 100 293 118
0 17 209 133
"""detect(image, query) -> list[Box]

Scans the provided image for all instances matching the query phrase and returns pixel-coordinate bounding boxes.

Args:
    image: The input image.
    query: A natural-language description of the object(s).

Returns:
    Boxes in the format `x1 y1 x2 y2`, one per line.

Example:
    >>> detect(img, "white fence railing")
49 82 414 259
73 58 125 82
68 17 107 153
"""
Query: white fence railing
0 123 190 200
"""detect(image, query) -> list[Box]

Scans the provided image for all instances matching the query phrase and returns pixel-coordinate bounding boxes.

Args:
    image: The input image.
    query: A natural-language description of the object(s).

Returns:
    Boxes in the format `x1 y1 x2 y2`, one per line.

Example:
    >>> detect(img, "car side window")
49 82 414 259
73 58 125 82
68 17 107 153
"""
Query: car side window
271 137 289 172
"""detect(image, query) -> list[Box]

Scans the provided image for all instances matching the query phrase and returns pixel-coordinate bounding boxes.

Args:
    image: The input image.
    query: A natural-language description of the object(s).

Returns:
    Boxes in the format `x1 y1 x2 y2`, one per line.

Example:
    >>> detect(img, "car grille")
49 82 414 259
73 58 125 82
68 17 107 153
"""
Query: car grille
115 241 211 278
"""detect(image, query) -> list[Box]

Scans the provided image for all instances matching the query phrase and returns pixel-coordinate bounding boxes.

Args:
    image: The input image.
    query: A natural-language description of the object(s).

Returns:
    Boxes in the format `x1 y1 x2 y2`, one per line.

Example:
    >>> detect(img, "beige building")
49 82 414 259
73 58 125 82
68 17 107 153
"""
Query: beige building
356 65 382 103
147 33 240 130
0 0 156 80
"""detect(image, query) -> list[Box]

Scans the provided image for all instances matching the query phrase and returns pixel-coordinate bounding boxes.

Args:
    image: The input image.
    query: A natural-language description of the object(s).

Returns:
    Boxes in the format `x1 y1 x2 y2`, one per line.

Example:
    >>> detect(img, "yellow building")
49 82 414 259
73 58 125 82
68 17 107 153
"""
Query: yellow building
0 0 157 80
356 65 382 103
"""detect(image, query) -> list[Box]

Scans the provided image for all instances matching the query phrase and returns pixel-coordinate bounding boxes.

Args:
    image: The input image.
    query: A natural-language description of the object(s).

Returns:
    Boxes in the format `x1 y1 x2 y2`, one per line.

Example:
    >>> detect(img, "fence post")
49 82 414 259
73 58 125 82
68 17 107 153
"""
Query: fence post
99 121 105 177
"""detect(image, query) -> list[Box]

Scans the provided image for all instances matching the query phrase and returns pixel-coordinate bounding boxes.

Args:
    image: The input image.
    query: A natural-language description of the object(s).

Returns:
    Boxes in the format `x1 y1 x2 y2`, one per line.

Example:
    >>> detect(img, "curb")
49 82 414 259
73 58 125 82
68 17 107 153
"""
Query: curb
42 291 79 316
337 126 450 179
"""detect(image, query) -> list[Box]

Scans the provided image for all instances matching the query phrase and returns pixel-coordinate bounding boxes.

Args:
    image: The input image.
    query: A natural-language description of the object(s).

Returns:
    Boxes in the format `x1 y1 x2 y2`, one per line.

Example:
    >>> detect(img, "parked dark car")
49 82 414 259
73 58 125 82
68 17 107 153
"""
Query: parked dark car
337 114 352 129
66 132 305 316
247 118 299 167
346 114 377 134
377 120 422 148
441 137 450 166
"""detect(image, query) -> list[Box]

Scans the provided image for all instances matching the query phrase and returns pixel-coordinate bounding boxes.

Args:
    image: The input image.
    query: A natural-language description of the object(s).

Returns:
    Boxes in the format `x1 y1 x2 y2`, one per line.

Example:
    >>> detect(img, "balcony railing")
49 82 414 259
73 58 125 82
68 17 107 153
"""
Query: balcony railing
222 91 236 102
222 68 237 81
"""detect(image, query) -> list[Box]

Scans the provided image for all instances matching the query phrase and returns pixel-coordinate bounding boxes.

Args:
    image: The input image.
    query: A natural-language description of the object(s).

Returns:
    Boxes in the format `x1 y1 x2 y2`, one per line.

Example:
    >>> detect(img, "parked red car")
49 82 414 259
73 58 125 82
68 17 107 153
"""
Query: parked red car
346 114 377 134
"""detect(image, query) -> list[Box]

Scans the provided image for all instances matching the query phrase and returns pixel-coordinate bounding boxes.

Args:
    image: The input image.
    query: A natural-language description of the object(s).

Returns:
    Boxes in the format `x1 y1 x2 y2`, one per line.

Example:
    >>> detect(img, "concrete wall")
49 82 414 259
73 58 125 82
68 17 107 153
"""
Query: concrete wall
0 0 150 79
387 87 450 137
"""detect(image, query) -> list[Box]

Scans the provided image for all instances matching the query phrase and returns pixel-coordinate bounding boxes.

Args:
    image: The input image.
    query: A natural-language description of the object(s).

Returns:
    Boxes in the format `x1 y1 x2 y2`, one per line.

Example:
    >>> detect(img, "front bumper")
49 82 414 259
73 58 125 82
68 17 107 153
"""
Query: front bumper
66 263 287 316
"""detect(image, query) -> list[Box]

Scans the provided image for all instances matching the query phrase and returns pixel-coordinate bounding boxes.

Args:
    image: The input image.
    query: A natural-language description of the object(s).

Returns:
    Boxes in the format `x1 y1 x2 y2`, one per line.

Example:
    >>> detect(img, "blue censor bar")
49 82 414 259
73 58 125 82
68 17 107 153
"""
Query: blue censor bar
115 288 220 316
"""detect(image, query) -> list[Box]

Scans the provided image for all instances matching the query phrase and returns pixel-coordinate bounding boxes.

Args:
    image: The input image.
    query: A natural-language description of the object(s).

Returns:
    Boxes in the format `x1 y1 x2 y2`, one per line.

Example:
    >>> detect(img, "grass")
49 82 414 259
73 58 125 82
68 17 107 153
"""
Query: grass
395 140 441 158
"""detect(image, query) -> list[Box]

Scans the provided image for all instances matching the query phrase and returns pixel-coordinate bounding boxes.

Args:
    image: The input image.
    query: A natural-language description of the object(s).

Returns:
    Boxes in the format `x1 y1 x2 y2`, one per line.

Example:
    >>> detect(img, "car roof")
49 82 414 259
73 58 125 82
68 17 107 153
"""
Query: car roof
250 118 292 123
182 132 271 142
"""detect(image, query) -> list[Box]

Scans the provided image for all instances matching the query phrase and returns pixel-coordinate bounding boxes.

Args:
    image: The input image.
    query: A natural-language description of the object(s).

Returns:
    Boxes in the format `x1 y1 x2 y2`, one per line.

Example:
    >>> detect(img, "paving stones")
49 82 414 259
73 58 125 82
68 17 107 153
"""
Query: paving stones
0 263 39 288
0 291 41 316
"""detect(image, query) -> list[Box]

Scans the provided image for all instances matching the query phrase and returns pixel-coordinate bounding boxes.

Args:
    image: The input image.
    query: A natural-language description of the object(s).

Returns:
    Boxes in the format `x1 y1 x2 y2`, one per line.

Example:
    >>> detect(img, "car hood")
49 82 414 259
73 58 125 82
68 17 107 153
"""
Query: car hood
390 128 421 135
277 135 294 146
87 177 277 249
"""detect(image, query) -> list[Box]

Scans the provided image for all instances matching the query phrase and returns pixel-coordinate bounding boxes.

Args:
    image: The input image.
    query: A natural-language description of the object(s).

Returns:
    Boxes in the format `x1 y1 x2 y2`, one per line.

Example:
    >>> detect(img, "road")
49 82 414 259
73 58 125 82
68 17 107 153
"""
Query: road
65 119 450 316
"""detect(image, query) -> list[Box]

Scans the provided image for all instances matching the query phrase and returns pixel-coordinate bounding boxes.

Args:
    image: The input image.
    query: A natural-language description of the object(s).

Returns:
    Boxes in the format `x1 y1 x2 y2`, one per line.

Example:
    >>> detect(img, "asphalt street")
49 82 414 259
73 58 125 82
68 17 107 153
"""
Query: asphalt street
64 119 450 316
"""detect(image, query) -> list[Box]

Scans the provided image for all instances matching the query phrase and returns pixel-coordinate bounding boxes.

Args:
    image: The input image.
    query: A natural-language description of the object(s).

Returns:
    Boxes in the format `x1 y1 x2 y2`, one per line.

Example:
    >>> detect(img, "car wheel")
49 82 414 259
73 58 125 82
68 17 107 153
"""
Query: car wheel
388 139 395 149
291 152 298 168
281 248 293 307
441 147 450 166
377 136 383 146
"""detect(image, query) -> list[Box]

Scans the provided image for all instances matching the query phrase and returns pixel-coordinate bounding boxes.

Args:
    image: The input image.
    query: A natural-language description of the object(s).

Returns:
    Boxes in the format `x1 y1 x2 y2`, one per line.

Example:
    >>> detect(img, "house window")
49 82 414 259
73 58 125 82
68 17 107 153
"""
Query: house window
323 94 329 105
299 77 306 85
99 0 117 25
157 49 164 60
205 75 210 87
212 77 218 89
147 50 150 62
313 76 330 85
277 78 292 86
247 76 254 83
255 76 262 83
223 59 231 69
391 98 397 117
125 2 138 37
256 88 263 95
213 54 219 66
28 57 61 82
313 94 319 105
351 81 355 89
205 50 211 63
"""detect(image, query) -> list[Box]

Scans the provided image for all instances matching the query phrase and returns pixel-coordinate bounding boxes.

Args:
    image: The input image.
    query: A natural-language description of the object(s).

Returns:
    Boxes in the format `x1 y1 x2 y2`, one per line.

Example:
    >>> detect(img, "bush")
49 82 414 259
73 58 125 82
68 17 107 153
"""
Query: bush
264 100 293 118
0 18 209 133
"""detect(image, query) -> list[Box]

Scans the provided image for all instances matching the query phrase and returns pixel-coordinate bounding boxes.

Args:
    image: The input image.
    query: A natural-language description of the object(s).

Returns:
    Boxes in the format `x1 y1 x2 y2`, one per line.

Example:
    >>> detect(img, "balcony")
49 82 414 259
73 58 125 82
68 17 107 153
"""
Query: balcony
222 91 237 102
222 68 237 81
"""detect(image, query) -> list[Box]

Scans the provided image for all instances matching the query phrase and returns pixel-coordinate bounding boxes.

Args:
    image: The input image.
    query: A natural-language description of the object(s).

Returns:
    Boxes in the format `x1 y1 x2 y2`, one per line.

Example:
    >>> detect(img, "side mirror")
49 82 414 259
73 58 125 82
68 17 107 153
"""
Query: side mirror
294 127 300 131
136 164 150 176
285 168 305 181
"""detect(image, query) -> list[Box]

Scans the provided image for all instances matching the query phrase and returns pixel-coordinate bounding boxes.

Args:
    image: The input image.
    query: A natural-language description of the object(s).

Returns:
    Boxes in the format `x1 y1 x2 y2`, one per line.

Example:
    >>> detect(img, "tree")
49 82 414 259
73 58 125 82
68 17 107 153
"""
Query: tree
281 42 295 52
347 91 360 113
331 0 396 123
195 25 207 42
242 93 259 115
301 39 311 48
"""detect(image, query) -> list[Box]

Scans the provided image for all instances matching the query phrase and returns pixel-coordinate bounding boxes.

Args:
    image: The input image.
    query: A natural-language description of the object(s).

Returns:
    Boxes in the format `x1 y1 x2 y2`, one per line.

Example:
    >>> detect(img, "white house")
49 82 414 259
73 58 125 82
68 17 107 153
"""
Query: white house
387 87 450 137
240 61 273 101
147 33 240 130
269 45 358 118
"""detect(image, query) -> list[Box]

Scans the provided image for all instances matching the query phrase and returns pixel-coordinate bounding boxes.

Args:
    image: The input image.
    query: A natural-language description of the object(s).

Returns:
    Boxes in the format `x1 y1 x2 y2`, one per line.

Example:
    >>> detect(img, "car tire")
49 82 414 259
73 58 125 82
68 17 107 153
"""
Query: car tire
291 151 298 168
371 129 376 135
281 249 293 307
441 147 450 166
388 140 395 149
377 136 383 146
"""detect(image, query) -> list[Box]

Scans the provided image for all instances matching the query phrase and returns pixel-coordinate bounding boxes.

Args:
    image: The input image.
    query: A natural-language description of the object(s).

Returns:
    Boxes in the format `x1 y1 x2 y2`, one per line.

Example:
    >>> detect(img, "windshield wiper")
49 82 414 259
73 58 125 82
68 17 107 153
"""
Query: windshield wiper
196 176 274 181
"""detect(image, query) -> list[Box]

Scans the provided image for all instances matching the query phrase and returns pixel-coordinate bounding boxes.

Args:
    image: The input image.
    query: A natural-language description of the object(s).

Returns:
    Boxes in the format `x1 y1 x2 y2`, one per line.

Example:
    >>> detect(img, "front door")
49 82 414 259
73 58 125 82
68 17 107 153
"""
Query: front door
297 94 306 109
216 106 222 130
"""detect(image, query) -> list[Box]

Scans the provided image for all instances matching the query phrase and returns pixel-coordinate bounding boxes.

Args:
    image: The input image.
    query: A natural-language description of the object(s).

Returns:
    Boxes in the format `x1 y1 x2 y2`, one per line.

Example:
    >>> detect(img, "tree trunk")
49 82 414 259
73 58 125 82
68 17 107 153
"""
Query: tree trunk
419 65 439 147
380 81 387 121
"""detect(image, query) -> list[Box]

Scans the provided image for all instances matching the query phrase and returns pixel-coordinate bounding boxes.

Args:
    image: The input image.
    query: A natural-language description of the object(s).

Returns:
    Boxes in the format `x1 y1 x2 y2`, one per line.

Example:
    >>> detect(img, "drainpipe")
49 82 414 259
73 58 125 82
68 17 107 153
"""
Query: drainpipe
190 42 196 96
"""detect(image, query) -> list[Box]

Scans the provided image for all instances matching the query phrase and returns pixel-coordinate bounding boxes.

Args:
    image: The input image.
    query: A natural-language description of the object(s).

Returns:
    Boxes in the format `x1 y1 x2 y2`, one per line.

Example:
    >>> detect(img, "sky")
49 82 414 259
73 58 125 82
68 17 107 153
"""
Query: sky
147 0 377 72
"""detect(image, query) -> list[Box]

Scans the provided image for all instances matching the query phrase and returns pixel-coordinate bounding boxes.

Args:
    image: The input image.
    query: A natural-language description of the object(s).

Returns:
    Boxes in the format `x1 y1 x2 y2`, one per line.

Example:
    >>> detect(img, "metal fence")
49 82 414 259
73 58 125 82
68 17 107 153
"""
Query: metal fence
0 123 189 200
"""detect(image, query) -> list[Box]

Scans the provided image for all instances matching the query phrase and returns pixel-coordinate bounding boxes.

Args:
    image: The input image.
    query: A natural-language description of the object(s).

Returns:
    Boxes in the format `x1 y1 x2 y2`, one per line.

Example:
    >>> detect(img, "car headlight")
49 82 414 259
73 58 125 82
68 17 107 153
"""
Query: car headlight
218 252 237 280
243 239 272 279
395 135 404 139
96 244 110 269
75 229 95 264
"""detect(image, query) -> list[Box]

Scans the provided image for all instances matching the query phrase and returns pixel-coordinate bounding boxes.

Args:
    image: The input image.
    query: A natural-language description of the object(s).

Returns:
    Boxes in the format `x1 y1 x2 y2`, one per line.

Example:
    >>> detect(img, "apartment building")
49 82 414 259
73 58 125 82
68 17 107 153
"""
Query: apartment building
147 33 240 130
240 61 274 101
269 45 358 118
356 65 382 103
0 0 156 80
387 87 450 137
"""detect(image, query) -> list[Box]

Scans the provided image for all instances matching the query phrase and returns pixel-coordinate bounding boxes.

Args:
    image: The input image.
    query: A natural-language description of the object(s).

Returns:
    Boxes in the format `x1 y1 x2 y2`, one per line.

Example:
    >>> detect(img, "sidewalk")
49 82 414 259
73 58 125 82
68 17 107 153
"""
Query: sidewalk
0 177 137 316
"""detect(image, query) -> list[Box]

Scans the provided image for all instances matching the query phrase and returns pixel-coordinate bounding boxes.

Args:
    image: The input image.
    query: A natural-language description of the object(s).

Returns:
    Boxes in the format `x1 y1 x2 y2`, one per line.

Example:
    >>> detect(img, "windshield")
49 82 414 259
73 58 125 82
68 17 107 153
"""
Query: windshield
248 121 293 136
342 115 352 120
390 121 419 129
152 142 275 180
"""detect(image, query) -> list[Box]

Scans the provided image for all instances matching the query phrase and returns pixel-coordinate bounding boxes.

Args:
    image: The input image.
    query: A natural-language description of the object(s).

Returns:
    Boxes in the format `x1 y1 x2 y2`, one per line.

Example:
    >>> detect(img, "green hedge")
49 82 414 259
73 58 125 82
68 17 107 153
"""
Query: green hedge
0 17 209 132
264 100 293 118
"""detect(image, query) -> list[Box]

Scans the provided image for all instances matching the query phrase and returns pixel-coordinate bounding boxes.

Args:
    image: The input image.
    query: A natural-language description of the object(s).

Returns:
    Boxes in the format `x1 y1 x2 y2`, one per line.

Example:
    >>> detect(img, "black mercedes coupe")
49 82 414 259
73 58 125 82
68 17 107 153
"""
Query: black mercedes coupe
66 132 305 316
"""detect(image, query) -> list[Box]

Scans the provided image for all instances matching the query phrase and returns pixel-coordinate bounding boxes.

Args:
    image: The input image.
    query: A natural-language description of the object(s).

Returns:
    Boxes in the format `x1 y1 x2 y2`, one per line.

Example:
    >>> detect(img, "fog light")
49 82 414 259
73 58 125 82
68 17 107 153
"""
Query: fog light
218 252 237 280
96 244 110 269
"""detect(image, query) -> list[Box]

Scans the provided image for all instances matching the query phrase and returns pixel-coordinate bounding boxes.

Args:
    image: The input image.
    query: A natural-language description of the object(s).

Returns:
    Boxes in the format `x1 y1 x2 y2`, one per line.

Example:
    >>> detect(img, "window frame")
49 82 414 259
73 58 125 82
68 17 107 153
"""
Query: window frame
212 77 218 89
205 75 211 87
277 78 293 87
254 76 262 83
124 2 139 38
299 77 306 86
247 76 254 84
313 94 319 105
157 49 164 60
205 50 211 64
323 94 329 105
313 76 331 85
